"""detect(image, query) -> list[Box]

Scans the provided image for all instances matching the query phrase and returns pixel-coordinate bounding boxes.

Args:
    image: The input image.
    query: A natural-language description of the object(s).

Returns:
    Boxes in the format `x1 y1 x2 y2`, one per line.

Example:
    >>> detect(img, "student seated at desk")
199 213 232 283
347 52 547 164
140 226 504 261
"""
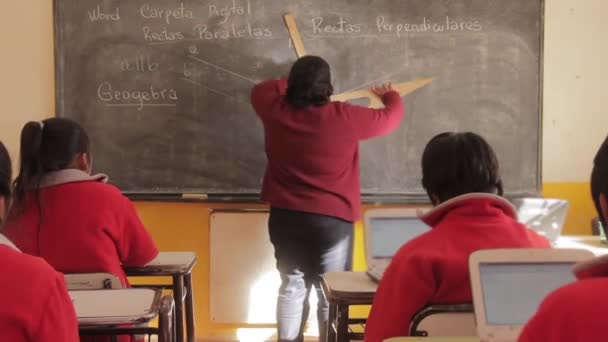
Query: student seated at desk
364 132 550 342
3 118 158 286
518 135 608 342
0 141 79 342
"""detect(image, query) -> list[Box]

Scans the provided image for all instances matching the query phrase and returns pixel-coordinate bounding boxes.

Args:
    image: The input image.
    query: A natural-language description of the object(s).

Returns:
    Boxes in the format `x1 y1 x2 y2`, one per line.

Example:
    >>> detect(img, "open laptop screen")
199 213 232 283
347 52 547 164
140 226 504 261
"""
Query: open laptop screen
369 217 429 258
479 262 576 325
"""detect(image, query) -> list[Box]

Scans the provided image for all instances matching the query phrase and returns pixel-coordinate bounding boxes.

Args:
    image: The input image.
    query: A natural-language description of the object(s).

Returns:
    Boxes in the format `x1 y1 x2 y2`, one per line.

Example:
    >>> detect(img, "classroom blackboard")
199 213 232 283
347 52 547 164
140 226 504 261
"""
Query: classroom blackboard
55 0 543 199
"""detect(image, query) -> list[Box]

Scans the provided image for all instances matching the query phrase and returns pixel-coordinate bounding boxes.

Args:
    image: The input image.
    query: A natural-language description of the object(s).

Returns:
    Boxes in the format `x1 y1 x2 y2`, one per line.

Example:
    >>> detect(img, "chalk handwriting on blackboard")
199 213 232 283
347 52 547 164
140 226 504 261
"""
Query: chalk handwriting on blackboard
97 82 178 111
376 16 482 37
193 23 273 40
208 0 252 24
87 6 120 22
119 55 159 73
56 0 542 194
140 3 195 25
311 17 363 34
143 26 185 42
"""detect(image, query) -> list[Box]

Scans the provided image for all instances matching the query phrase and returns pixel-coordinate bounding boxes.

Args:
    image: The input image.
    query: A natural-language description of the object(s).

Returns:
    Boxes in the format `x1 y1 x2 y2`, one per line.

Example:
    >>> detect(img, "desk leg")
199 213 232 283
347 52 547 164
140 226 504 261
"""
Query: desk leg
336 304 349 342
327 302 337 342
184 273 196 342
173 275 185 342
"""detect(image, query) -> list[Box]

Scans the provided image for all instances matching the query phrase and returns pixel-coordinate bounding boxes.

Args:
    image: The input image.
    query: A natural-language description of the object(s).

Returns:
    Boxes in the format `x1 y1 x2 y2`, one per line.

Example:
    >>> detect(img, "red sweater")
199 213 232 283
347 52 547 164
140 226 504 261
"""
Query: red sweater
0 237 79 342
518 254 608 342
364 194 550 342
4 170 158 286
251 79 404 221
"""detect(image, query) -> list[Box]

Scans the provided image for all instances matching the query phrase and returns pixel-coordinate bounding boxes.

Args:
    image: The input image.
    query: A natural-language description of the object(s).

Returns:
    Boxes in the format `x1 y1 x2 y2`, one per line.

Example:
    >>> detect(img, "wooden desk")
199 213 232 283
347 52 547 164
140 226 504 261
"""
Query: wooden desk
124 251 197 342
385 338 480 342
322 272 378 342
74 288 174 342
555 236 608 256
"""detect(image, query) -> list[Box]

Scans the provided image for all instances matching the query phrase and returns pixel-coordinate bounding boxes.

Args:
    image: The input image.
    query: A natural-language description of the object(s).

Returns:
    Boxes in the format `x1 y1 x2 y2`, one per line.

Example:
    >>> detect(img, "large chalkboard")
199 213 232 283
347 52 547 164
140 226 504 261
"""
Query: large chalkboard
55 0 543 198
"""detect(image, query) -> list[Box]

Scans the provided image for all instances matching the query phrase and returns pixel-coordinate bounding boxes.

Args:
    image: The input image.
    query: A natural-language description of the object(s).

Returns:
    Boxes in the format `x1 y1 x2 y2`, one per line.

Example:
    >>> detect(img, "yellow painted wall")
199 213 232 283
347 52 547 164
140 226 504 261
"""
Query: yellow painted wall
543 183 595 235
132 201 373 336
134 202 265 335
0 0 607 339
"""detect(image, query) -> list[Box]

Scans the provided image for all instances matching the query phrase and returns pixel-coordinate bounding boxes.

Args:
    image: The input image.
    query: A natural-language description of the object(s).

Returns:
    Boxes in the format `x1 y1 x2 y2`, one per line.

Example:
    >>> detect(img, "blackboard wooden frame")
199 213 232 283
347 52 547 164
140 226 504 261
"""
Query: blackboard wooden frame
53 0 546 203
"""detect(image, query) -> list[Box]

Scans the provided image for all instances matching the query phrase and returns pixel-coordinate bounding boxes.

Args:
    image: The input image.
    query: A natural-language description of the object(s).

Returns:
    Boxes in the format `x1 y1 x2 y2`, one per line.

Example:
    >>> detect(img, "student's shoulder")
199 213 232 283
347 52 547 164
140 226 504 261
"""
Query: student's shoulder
60 181 131 213
381 231 445 285
516 221 552 247
79 180 126 199
0 246 62 287
546 278 608 304
526 278 608 325
520 278 608 342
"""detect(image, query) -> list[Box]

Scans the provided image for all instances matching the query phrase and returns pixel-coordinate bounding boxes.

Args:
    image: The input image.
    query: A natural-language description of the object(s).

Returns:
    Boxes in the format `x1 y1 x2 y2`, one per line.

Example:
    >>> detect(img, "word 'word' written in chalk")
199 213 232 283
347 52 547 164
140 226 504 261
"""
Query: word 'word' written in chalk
87 6 120 22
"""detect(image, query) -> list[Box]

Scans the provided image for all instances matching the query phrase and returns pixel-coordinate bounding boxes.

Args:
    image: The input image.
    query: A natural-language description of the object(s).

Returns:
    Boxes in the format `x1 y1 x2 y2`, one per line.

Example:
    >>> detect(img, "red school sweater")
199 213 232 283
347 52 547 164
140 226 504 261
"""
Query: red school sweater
364 194 551 342
518 254 608 342
4 170 158 286
0 235 79 342
251 79 404 222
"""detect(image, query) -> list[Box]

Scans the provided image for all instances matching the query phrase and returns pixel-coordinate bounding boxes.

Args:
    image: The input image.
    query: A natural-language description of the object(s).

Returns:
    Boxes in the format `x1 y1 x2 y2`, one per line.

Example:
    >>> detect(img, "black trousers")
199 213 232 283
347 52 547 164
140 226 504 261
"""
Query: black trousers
268 207 354 342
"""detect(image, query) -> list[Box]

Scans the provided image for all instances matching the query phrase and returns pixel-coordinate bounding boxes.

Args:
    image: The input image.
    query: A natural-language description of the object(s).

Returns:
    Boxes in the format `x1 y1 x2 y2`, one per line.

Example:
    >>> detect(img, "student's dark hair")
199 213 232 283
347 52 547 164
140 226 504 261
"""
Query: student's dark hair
12 118 90 212
0 142 10 226
285 56 334 108
0 141 11 199
591 135 608 229
422 132 504 204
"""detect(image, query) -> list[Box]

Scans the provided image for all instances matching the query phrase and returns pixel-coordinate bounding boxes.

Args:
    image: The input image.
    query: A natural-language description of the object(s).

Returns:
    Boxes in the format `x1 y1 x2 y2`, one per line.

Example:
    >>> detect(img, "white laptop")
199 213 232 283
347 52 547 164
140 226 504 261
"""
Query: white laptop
364 208 430 282
512 198 569 245
469 248 593 342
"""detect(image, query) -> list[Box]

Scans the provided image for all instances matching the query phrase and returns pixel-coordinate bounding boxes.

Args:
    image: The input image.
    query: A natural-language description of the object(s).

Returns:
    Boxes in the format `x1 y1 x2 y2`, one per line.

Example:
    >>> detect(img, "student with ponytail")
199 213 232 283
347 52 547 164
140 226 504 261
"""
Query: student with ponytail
0 140 79 342
3 118 158 286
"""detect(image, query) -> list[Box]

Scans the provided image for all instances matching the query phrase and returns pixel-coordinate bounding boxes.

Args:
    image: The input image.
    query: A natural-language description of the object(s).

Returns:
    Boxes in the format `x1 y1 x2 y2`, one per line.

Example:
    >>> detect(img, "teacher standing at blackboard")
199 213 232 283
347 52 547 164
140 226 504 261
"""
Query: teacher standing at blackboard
251 56 404 342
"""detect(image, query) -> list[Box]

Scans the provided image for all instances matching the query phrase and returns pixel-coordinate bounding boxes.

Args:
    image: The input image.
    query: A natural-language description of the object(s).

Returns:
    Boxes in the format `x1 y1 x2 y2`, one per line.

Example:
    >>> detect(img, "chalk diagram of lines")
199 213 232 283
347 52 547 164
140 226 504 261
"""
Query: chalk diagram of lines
177 13 433 107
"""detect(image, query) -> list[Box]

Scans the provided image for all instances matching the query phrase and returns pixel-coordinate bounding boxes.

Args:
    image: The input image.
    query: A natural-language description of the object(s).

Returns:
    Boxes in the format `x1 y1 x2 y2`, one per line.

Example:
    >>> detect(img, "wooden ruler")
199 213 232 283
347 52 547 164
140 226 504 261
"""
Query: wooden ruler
331 78 434 108
283 13 307 58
